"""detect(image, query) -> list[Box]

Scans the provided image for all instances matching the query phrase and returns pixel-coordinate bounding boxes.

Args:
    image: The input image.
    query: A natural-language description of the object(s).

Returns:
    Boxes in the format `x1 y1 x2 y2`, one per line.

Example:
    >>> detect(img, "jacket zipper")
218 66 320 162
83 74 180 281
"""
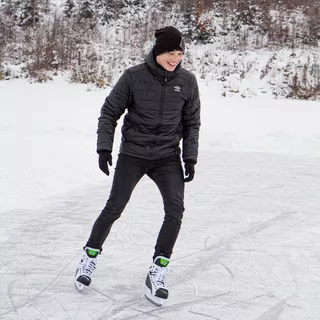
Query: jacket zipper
149 76 167 157
158 76 167 128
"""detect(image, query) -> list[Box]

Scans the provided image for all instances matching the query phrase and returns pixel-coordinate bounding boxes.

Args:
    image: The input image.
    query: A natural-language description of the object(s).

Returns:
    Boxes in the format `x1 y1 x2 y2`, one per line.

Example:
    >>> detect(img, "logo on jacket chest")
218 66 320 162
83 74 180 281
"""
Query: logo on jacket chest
174 86 181 92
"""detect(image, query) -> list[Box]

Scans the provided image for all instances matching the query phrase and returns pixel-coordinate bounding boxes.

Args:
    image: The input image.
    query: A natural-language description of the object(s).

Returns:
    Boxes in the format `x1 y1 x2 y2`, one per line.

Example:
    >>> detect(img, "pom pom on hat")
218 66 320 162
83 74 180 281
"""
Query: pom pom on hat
154 26 185 56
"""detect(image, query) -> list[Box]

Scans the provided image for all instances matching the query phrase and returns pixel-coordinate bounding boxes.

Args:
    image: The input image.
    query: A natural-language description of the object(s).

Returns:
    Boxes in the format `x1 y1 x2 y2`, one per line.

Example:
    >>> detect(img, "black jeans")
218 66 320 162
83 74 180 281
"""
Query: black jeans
86 153 185 260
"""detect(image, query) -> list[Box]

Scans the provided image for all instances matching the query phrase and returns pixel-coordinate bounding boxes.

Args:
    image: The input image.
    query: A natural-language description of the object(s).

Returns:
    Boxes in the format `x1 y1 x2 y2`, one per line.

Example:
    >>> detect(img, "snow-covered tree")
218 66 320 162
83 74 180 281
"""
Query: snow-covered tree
16 0 40 28
95 0 122 23
78 0 95 19
64 0 76 18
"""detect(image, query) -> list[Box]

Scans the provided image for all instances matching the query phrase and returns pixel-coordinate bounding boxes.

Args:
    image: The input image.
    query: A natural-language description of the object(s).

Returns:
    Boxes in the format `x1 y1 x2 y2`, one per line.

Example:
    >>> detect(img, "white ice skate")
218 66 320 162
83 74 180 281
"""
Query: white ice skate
74 247 100 292
145 256 169 307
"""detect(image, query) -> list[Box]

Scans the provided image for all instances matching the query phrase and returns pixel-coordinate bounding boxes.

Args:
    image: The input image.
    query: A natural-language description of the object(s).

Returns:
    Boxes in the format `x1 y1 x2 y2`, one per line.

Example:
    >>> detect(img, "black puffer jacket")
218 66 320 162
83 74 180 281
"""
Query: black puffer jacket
97 50 201 163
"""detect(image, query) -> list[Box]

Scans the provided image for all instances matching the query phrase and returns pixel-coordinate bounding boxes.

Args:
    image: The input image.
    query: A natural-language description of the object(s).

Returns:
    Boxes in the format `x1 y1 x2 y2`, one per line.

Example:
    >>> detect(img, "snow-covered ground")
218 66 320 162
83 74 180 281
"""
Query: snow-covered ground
1 78 320 319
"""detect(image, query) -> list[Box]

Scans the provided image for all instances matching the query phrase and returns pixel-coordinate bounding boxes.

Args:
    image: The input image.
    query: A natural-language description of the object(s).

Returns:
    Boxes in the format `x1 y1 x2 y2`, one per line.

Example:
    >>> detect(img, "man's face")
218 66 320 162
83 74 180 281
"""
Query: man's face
156 50 183 72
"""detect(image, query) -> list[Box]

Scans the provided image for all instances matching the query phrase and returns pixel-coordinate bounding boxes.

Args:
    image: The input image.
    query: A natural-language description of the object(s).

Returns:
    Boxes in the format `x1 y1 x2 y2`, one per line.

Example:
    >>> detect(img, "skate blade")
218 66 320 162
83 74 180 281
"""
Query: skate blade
74 280 85 292
144 288 165 307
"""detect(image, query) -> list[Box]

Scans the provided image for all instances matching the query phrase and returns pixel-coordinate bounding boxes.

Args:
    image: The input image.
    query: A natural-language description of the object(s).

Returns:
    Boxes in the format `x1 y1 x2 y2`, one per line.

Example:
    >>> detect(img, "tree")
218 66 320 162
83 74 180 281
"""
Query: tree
78 0 95 19
95 0 122 23
17 0 40 28
119 0 146 16
64 0 76 18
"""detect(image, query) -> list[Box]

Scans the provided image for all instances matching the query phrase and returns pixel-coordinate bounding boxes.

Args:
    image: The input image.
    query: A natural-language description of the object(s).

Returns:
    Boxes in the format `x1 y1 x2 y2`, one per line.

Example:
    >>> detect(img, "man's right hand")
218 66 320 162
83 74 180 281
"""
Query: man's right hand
98 151 112 176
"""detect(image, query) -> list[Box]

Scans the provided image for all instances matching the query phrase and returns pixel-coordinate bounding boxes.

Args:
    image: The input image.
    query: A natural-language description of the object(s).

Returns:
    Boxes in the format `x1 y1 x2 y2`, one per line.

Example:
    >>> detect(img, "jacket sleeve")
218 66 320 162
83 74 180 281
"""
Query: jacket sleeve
97 70 132 153
182 75 201 163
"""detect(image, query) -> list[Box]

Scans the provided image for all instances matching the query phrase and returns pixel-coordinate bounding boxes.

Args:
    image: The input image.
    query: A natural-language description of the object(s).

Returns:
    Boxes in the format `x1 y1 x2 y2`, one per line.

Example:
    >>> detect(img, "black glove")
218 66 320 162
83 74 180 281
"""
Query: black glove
98 151 112 176
184 161 196 183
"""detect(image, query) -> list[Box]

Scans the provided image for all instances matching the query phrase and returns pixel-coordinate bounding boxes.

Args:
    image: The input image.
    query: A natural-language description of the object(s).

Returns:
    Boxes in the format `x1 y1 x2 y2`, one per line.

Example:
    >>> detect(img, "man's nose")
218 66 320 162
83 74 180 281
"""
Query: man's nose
171 56 179 63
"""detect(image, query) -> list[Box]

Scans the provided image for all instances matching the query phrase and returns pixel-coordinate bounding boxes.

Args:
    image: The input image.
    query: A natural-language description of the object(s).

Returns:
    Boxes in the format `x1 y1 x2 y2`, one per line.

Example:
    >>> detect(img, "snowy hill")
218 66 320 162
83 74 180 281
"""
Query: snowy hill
0 0 320 99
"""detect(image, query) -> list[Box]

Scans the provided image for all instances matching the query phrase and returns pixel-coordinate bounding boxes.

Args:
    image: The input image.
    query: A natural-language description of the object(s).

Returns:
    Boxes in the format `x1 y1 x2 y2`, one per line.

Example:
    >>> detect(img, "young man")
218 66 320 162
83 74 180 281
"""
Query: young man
75 26 201 306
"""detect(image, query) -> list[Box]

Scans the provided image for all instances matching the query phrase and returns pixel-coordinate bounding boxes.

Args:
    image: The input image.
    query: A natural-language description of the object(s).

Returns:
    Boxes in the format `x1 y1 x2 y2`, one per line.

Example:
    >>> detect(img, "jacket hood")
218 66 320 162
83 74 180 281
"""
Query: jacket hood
144 49 182 82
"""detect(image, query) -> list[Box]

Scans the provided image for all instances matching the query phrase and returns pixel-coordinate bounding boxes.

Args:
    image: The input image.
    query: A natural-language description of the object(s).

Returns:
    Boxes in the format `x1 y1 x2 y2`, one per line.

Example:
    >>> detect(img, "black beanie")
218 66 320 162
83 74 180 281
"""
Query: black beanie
153 26 185 56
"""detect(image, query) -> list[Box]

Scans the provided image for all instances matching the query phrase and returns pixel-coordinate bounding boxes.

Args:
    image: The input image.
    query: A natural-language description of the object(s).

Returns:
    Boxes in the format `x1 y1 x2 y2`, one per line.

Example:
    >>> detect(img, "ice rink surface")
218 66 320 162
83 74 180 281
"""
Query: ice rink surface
1 80 320 319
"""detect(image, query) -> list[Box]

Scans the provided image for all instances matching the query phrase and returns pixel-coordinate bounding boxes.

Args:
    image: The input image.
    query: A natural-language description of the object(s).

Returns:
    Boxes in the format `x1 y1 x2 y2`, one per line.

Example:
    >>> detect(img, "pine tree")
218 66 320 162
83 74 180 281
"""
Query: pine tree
95 0 121 23
18 0 39 28
120 0 146 15
64 0 76 18
79 0 95 19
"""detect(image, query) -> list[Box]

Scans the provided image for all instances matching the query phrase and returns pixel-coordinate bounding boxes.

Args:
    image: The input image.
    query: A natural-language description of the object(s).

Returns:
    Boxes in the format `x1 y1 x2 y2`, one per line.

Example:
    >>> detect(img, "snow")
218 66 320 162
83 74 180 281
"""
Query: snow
1 78 320 319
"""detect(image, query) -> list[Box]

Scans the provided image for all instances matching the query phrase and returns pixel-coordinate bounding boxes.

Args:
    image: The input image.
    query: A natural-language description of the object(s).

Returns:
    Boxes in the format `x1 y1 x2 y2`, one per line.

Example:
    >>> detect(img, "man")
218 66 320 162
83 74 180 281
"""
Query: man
75 26 201 307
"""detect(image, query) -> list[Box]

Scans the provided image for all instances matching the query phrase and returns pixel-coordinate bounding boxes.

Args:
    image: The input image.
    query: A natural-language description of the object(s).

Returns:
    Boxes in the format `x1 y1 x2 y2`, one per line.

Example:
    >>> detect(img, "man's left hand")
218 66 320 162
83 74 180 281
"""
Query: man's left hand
184 161 195 182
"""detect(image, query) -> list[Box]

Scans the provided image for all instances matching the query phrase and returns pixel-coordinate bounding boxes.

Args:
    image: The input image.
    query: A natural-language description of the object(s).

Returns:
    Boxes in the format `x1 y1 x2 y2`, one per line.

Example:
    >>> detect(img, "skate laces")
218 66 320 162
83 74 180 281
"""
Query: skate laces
150 264 167 288
84 258 96 276
79 253 97 277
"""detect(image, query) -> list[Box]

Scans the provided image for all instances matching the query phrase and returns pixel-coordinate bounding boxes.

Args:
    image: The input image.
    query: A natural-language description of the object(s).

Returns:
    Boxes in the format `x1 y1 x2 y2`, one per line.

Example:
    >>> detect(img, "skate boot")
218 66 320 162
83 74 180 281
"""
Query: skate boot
145 256 169 307
74 247 100 292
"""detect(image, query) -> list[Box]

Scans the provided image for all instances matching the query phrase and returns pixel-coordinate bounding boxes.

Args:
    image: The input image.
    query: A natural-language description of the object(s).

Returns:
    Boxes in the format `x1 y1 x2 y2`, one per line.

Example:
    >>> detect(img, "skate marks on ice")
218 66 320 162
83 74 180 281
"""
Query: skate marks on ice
254 299 287 320
0 186 165 320
0 188 110 320
1 153 320 319
169 152 320 320
0 224 80 320
0 190 227 319
76 154 319 319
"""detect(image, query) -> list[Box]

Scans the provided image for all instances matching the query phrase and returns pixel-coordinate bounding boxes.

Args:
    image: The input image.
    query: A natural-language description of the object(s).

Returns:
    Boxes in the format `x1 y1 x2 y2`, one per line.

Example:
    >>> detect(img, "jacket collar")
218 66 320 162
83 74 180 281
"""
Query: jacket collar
145 49 181 82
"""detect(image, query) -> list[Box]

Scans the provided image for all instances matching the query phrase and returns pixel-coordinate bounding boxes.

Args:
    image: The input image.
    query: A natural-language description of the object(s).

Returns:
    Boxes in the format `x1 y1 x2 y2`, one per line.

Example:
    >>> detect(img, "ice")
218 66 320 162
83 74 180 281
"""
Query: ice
0 78 320 319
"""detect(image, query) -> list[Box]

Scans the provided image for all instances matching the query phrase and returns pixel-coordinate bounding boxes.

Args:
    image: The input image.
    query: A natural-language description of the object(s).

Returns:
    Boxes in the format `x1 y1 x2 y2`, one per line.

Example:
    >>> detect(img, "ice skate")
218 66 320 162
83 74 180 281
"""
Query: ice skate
74 247 100 292
145 256 169 307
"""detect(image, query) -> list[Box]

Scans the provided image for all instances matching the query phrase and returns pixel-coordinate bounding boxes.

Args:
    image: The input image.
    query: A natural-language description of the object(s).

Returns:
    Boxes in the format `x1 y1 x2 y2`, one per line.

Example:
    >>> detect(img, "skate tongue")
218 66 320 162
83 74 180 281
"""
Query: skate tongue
154 256 169 267
85 247 100 258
